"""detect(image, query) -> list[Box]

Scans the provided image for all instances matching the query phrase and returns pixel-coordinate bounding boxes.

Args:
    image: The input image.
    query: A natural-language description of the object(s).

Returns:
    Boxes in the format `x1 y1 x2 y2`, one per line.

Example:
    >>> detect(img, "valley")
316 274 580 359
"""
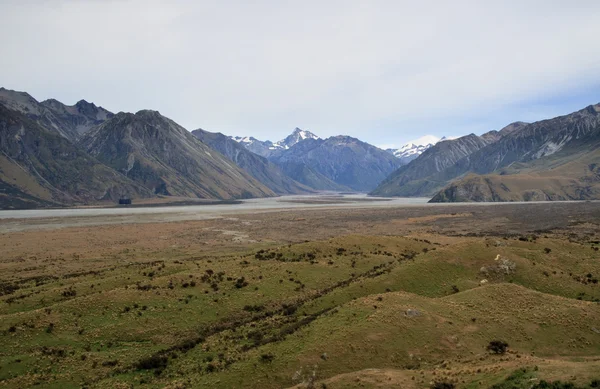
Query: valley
2 3 600 389
1 200 599 388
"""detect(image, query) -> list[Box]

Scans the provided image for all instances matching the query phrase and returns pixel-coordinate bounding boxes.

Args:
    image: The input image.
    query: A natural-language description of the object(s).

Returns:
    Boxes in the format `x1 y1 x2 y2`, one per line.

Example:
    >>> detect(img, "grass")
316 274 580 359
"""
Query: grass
0 217 599 388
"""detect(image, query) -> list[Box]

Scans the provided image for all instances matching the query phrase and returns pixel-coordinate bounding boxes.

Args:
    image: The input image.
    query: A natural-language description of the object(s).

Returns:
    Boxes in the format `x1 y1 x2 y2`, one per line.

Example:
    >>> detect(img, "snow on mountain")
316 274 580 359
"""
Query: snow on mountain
231 128 319 157
383 135 440 163
273 127 320 150
407 135 441 146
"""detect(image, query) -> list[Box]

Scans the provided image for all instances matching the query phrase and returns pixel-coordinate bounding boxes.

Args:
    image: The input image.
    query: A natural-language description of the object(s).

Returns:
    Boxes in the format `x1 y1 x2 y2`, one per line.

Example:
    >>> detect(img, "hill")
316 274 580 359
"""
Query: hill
430 146 600 202
1 214 599 388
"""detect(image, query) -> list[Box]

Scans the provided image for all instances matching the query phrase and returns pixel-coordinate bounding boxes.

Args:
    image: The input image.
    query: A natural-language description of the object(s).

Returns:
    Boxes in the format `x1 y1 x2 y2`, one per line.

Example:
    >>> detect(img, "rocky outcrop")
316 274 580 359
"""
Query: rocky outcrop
0 87 113 141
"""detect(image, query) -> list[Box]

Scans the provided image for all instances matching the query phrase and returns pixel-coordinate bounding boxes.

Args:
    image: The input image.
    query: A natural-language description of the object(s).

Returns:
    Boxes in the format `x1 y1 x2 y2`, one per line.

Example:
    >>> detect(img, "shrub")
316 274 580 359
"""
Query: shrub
431 381 455 389
136 355 168 371
234 277 249 289
62 287 77 298
260 353 275 363
487 340 509 354
206 363 216 372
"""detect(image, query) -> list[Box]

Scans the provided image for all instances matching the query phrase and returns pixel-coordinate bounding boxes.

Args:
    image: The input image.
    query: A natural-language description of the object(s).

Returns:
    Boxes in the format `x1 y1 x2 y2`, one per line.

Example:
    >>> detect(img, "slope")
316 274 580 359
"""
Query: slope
40 98 113 137
272 136 404 191
0 87 113 141
79 110 275 199
371 133 495 196
0 104 151 208
430 144 600 202
191 129 313 194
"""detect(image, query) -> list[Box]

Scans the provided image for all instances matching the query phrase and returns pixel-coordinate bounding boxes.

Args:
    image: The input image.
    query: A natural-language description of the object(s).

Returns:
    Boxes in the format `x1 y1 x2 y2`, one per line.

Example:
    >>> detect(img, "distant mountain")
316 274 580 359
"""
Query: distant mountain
0 104 151 209
191 129 313 195
231 136 274 157
275 161 351 191
276 128 320 149
271 135 403 191
232 127 319 158
387 143 433 162
0 87 112 141
372 133 495 196
79 110 274 199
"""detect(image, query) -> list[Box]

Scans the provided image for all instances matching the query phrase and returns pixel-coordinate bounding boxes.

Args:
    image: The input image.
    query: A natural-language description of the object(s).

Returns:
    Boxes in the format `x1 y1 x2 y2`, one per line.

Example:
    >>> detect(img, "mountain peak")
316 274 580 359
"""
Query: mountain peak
135 109 162 118
497 121 528 137
384 135 443 162
275 128 320 150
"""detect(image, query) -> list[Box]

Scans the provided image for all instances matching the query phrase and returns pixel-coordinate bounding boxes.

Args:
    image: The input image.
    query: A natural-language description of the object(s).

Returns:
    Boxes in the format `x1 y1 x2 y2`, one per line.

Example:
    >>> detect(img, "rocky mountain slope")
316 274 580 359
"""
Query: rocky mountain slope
271 135 403 191
0 87 113 141
40 98 113 137
79 110 274 199
274 160 351 191
371 133 496 196
0 104 151 209
430 119 600 202
375 104 600 201
192 129 312 194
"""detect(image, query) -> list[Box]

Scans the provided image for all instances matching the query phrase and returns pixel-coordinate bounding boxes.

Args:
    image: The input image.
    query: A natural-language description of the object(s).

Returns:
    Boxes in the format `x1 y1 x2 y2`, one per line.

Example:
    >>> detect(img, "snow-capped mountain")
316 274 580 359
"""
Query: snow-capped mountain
385 135 442 163
384 135 461 163
276 128 320 149
231 128 319 158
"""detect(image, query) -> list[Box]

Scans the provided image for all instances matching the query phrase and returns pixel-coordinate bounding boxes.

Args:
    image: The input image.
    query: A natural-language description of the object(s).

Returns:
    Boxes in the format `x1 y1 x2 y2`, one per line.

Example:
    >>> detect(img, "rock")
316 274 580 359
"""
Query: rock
405 309 421 317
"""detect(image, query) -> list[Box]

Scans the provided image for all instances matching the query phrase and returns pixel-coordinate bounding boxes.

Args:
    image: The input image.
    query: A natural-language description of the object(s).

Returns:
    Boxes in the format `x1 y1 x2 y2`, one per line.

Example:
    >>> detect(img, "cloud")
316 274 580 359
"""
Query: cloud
1 0 599 145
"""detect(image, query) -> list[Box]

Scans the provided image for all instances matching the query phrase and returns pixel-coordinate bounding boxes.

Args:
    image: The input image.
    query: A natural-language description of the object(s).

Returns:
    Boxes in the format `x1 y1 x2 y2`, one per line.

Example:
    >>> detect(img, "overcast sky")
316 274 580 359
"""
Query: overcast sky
1 1 599 147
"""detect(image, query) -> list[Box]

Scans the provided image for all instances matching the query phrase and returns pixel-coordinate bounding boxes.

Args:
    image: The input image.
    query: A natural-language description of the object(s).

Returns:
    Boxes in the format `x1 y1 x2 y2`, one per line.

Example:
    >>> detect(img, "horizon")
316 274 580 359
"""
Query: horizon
1 1 599 147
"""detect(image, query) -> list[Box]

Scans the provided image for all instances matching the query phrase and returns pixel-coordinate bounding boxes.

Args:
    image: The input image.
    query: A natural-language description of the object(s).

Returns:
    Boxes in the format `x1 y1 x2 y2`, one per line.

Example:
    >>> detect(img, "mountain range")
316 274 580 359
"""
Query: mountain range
1 86 598 208
231 128 406 191
231 128 320 158
0 88 410 208
372 106 600 202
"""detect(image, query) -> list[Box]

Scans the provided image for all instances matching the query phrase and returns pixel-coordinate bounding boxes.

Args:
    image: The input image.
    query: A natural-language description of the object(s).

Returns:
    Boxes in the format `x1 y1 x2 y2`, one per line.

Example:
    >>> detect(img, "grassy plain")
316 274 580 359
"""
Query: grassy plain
1 202 599 388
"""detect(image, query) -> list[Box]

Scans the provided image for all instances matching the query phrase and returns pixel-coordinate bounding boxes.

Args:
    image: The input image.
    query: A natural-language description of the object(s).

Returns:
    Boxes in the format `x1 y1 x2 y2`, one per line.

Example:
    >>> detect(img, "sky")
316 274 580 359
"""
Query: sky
1 0 599 148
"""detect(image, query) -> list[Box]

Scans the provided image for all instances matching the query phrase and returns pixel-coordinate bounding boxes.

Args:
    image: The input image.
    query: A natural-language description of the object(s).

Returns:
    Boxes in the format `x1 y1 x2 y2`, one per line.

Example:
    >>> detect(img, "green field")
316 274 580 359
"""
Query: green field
1 217 600 388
